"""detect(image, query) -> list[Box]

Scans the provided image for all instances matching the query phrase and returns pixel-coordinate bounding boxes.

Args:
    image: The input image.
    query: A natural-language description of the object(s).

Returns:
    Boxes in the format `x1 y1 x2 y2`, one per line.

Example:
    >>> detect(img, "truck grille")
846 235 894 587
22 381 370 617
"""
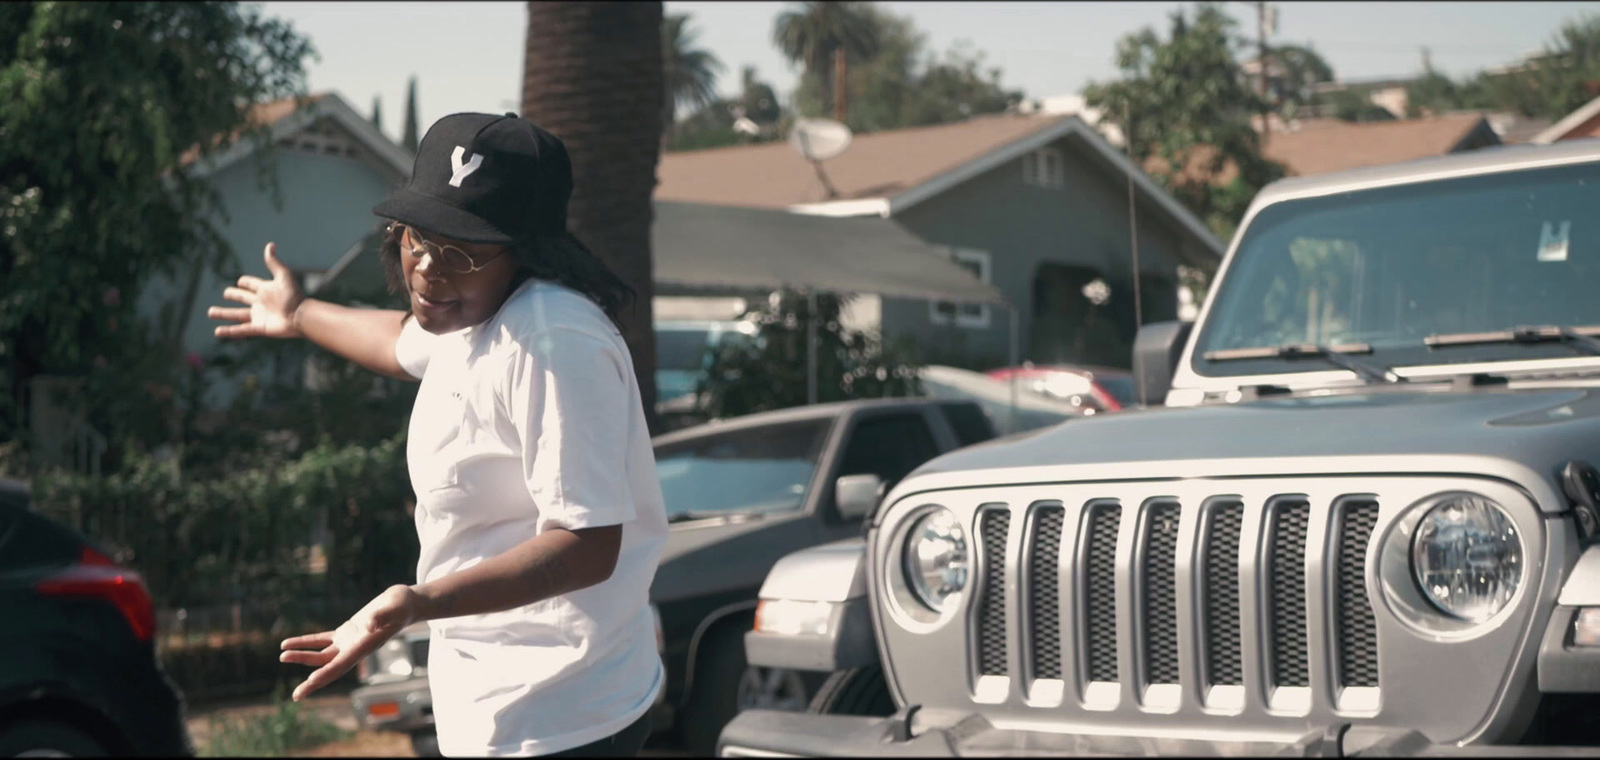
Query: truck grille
1083 504 1122 683
1335 500 1380 688
976 509 1010 677
1268 499 1312 688
1202 500 1244 686
1027 506 1065 680
1001 492 1382 698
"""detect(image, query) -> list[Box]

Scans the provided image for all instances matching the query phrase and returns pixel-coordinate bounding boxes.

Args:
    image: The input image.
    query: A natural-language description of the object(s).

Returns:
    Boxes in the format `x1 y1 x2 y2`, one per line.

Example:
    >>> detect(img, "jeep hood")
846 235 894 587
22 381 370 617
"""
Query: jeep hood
914 386 1600 479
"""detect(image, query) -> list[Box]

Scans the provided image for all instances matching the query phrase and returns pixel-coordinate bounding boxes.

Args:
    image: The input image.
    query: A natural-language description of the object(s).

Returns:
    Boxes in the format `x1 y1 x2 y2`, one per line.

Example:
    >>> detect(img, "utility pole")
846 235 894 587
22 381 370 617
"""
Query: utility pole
833 48 848 122
1257 1 1272 140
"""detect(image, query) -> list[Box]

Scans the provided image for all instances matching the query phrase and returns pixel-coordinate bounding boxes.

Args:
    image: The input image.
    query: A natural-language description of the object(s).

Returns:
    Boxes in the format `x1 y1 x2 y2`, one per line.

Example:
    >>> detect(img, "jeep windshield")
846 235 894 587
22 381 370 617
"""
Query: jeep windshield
654 417 832 522
1194 160 1600 379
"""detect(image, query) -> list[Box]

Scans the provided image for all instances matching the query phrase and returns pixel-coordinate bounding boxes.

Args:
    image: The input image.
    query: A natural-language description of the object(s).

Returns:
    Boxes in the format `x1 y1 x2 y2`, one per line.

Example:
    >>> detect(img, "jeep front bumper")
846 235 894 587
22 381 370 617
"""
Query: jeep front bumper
717 709 1600 757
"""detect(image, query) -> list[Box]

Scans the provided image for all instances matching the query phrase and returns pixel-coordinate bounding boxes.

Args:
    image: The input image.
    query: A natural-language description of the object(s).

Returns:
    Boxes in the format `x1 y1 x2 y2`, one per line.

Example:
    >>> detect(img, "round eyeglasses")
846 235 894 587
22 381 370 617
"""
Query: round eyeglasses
390 223 507 274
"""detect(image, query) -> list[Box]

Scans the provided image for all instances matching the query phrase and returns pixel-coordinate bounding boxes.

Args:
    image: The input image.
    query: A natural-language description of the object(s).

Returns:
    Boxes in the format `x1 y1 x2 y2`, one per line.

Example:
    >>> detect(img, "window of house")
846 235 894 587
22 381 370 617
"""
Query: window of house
928 247 992 329
1022 147 1065 188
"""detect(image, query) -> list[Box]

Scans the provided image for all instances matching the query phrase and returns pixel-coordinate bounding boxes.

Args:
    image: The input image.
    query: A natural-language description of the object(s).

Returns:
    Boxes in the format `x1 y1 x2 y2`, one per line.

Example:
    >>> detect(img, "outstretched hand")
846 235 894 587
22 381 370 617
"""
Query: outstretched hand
209 242 305 339
279 585 419 701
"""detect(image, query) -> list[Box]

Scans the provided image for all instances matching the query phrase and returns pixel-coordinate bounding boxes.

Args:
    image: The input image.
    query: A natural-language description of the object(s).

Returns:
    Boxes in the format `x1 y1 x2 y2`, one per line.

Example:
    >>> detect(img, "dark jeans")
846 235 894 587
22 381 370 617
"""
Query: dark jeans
543 712 652 758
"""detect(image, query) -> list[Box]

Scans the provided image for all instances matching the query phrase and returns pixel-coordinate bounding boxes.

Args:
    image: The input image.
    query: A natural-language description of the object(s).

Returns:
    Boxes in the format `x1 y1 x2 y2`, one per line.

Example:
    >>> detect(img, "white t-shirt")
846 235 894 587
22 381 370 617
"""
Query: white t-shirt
393 279 669 756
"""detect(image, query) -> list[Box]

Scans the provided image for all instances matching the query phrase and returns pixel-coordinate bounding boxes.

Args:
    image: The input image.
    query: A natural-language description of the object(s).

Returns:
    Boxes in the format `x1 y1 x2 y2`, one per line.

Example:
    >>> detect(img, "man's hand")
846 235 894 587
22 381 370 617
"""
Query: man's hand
209 242 305 339
279 585 419 701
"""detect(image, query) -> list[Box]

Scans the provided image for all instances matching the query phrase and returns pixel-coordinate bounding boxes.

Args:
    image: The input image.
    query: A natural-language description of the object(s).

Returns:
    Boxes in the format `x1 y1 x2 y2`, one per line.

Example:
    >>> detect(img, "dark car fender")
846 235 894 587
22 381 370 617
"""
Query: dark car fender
0 627 188 756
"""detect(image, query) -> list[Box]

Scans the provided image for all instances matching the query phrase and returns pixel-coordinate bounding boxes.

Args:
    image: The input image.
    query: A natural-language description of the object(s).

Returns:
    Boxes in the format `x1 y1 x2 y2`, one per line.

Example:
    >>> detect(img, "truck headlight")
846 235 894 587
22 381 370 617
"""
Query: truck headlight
1411 494 1522 622
755 599 834 636
903 508 969 612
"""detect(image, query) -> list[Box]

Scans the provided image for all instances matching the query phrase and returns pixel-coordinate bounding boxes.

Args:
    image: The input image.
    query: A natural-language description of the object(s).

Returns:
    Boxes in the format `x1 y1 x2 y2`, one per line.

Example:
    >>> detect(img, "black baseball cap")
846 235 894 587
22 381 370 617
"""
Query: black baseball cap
373 112 572 244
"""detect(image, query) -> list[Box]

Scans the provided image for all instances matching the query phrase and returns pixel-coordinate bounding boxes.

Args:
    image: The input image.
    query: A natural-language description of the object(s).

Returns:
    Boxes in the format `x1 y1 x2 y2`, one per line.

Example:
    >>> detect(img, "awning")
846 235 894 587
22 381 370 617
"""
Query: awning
651 201 1008 305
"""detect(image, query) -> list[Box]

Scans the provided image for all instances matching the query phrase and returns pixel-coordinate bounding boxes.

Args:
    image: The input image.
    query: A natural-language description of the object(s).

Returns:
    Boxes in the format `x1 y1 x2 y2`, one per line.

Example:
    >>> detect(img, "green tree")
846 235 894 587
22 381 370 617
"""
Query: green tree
698 290 921 418
739 65 782 126
1264 42 1334 119
1443 13 1600 120
662 12 723 136
773 1 882 120
667 67 788 152
400 75 419 153
1531 13 1600 118
792 6 1022 134
1327 87 1398 122
1084 2 1285 242
0 1 313 454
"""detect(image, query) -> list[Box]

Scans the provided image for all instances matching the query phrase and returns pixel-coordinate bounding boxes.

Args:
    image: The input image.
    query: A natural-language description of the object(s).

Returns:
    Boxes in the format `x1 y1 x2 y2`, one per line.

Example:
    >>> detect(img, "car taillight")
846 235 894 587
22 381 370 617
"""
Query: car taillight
1089 382 1123 411
37 546 157 642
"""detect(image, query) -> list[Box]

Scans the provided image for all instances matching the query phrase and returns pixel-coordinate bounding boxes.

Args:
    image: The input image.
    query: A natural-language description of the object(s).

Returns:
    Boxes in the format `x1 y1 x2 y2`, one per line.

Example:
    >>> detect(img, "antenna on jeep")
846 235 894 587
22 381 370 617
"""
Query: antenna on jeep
1123 100 1147 405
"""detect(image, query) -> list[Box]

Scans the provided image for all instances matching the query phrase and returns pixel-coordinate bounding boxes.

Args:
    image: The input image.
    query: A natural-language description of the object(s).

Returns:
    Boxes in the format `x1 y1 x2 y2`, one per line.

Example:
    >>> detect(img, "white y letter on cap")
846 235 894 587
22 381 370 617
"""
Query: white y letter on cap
449 146 484 188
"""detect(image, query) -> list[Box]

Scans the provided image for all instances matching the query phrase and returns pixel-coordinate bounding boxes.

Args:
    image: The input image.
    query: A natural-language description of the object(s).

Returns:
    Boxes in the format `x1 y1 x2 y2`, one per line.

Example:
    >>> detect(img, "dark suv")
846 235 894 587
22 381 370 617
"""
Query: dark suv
0 478 192 757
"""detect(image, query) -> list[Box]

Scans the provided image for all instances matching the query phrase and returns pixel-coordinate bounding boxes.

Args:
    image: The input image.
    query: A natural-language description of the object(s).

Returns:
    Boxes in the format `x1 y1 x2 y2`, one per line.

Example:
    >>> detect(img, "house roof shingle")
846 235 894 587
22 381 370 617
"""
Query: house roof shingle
178 92 330 168
1261 113 1493 176
655 113 1071 209
1148 112 1496 186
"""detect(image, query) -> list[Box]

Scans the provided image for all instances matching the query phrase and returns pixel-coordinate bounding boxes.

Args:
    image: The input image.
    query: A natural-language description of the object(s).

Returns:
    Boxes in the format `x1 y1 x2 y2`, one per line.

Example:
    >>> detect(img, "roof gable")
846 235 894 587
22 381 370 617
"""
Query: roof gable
1151 113 1499 186
185 91 414 182
657 113 1223 258
1530 93 1600 144
656 114 1069 209
1263 113 1498 176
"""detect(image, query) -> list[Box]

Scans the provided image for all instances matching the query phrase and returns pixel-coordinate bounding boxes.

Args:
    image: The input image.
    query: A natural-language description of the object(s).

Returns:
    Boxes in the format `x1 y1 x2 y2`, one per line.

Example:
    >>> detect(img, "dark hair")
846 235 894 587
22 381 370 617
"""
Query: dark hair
380 222 636 324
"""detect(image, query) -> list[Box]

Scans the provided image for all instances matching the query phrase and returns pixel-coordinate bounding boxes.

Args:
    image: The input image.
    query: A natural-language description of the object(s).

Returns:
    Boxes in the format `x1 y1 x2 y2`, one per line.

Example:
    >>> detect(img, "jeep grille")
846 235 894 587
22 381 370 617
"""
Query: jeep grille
972 495 1381 695
878 475 1547 743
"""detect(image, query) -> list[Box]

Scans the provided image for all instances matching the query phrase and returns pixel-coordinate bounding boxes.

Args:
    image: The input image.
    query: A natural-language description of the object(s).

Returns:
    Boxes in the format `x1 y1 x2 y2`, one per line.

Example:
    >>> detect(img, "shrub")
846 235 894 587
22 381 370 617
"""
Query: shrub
201 691 350 757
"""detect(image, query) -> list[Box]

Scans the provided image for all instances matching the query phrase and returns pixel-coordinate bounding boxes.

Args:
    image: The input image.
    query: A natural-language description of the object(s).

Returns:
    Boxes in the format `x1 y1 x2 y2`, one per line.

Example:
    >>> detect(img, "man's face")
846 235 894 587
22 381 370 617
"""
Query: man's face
398 224 517 334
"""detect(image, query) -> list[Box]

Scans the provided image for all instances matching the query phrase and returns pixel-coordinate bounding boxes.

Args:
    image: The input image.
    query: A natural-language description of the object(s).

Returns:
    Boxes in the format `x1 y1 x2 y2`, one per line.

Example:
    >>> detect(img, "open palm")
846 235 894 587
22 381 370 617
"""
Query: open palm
209 243 304 339
279 585 416 701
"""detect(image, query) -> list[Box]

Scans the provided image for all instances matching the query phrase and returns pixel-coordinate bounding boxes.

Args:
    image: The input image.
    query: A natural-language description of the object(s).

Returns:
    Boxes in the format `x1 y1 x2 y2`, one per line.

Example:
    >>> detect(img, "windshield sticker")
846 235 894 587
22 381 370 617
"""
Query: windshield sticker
1538 220 1571 262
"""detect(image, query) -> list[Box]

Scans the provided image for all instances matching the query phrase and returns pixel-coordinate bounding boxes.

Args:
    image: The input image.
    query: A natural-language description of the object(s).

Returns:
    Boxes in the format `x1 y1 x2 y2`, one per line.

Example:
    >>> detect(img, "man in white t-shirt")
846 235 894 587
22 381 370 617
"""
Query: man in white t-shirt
209 112 668 756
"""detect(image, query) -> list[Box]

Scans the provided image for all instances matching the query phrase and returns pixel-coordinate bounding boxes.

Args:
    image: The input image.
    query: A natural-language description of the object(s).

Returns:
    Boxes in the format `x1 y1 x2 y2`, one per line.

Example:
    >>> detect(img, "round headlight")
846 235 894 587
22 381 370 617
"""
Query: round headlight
903 509 969 612
1411 495 1522 622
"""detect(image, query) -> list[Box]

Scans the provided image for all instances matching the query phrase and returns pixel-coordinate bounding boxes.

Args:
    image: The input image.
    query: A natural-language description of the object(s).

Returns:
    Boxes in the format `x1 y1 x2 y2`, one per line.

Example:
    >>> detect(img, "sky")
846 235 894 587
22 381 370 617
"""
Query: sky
258 1 1600 144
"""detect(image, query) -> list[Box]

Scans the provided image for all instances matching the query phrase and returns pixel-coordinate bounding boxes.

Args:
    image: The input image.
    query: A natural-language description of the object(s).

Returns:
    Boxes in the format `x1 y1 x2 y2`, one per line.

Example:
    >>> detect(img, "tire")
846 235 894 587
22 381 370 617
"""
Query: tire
680 623 814 756
409 729 441 757
807 666 895 716
0 720 112 758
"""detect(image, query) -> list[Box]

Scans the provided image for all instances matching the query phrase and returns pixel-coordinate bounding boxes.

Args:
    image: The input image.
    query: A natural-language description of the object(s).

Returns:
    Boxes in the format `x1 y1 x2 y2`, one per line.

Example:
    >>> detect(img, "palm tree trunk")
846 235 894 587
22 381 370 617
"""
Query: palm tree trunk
522 1 665 433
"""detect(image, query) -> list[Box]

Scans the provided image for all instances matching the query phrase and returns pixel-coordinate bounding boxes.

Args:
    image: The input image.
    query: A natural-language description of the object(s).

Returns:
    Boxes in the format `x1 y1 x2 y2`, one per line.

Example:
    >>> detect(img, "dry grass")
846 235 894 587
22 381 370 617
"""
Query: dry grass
291 730 415 757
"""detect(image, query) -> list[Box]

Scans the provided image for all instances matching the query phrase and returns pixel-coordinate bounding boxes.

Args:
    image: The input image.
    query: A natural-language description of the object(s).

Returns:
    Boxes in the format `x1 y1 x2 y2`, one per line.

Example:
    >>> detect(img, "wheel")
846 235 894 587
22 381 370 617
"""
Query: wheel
680 623 814 756
409 729 441 757
807 666 895 716
0 720 111 757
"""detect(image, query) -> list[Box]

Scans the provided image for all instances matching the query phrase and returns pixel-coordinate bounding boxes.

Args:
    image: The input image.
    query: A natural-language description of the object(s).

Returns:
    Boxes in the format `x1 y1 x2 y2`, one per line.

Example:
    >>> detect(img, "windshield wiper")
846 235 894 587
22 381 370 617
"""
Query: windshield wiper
1203 342 1404 384
1424 325 1600 356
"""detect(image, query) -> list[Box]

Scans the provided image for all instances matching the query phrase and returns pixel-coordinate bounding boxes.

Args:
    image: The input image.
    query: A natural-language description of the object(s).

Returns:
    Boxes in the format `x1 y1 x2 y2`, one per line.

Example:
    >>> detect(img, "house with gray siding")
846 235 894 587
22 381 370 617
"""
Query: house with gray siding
655 113 1223 371
138 92 412 402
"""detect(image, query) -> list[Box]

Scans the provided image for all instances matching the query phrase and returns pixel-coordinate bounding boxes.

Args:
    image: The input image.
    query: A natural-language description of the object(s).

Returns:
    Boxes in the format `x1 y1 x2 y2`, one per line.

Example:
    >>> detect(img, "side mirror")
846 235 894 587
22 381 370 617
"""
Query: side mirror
835 474 884 521
1132 321 1194 407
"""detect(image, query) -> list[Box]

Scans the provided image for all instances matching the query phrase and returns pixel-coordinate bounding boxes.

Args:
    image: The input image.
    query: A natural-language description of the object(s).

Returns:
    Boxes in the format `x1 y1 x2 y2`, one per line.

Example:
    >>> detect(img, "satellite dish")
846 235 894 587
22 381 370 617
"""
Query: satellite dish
788 118 853 161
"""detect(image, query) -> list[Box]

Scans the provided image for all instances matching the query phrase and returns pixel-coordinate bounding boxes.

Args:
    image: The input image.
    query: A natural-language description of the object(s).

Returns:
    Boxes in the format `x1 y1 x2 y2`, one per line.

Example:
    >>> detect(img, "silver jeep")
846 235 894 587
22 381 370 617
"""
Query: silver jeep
721 139 1600 756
